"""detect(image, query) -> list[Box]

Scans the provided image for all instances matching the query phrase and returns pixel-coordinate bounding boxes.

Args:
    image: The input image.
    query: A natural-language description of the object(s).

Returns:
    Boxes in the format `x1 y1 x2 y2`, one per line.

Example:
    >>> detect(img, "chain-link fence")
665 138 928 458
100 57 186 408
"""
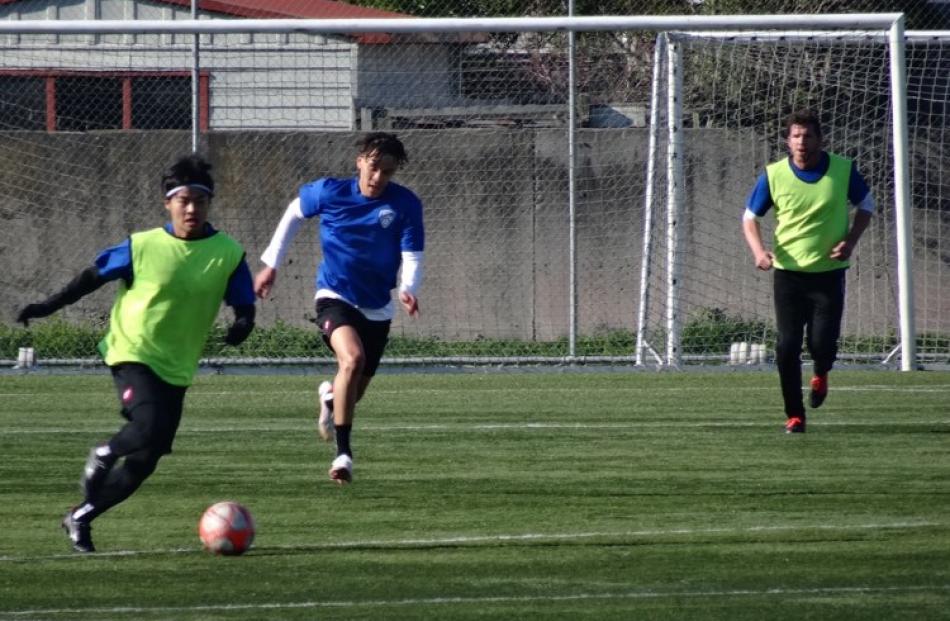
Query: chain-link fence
0 9 947 368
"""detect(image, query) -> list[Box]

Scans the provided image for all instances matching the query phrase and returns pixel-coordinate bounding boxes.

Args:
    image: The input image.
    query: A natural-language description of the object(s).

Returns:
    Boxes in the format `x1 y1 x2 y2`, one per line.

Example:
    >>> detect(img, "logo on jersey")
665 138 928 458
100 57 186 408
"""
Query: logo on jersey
378 207 396 229
122 386 134 404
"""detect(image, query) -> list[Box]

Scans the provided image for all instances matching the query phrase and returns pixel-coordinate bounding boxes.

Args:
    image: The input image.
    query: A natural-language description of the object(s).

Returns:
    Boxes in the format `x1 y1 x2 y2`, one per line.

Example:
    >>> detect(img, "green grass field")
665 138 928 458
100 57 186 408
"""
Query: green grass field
1 369 948 620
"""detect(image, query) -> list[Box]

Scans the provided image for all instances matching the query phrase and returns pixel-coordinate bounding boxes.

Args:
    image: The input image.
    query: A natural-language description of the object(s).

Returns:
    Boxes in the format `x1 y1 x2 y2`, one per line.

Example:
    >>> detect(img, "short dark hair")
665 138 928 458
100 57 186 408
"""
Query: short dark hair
162 154 214 196
356 132 408 165
783 109 823 139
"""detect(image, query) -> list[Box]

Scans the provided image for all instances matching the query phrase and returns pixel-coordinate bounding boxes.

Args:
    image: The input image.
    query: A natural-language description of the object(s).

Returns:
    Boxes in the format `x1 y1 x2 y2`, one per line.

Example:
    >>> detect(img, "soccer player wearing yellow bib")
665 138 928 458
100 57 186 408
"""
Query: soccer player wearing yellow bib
742 110 874 433
16 155 255 552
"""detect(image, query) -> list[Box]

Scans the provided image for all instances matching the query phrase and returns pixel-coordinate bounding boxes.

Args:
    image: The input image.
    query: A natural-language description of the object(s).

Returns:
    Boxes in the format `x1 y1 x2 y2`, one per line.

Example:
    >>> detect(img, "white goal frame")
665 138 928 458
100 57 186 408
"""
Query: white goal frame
637 24 916 371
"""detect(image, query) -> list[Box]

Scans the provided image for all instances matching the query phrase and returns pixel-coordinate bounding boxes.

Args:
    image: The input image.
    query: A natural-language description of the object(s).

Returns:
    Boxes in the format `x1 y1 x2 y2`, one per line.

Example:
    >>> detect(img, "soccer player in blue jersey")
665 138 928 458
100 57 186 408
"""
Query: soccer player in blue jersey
16 155 255 552
742 110 874 433
254 132 424 484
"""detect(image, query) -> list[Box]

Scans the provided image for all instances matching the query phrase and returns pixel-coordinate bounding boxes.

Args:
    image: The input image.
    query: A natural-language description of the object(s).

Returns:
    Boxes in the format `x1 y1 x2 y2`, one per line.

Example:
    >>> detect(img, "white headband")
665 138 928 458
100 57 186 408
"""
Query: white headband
165 184 213 198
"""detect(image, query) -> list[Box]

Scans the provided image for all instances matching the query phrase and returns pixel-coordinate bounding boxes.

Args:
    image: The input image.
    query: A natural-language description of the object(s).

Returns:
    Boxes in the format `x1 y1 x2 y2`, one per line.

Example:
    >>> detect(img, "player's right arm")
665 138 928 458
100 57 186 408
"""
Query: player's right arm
742 216 774 271
254 197 307 299
742 173 775 271
16 239 132 326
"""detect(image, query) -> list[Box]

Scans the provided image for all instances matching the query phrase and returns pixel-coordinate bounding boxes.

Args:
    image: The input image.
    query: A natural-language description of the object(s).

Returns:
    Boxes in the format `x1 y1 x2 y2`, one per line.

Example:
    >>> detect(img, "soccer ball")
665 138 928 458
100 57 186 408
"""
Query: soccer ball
198 501 255 556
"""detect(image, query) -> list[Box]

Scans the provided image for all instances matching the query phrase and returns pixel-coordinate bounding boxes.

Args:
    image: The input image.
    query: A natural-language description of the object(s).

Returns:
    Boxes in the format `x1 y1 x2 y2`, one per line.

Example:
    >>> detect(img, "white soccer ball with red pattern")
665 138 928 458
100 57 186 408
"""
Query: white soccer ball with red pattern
198 501 255 556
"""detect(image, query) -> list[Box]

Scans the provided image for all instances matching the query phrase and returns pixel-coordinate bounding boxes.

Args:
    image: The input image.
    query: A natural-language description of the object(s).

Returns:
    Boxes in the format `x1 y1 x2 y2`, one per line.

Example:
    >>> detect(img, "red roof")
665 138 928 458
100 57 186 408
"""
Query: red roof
0 0 486 44
159 0 408 20
0 0 412 43
160 0 409 43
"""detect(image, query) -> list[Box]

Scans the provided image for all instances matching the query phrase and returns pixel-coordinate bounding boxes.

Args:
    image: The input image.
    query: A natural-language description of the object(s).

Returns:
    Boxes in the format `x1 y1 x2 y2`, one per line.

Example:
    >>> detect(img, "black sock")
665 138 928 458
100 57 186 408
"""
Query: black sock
335 424 352 457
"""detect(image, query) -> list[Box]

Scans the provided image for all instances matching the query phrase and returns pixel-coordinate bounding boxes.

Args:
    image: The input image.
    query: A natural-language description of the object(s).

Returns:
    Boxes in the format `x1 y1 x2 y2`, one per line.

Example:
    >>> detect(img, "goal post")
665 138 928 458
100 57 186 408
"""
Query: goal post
889 20 915 372
1 13 941 370
638 21 942 372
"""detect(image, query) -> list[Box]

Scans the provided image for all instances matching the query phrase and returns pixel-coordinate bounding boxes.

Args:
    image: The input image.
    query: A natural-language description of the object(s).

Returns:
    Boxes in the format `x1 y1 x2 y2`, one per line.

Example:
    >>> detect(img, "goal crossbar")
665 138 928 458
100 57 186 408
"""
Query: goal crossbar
669 29 943 42
0 14 904 35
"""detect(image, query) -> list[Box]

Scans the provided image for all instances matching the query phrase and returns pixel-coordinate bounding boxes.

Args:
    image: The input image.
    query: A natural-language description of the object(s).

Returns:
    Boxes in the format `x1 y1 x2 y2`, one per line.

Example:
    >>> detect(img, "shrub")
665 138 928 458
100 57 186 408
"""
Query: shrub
680 307 773 355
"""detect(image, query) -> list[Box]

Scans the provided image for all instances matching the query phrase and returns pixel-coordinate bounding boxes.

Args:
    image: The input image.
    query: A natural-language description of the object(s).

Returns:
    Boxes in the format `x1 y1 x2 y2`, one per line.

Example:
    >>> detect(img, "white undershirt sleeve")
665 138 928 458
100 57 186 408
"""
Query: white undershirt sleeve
742 208 760 222
260 197 306 269
399 250 424 296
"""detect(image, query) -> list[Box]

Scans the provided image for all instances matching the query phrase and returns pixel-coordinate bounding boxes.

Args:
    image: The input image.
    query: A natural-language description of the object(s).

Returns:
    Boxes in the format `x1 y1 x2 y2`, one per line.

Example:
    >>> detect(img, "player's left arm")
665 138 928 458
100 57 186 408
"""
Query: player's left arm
830 163 875 261
398 195 425 318
223 255 256 346
399 251 424 317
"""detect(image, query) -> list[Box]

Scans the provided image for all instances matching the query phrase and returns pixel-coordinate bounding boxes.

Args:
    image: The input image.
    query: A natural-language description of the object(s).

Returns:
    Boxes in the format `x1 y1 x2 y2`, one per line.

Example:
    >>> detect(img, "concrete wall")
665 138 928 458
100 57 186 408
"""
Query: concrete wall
1 128 945 344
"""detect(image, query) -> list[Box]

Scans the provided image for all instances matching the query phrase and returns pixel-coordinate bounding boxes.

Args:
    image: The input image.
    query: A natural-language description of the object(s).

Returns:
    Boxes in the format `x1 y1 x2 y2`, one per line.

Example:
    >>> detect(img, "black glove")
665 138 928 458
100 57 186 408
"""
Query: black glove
16 267 106 327
16 303 54 327
224 317 253 346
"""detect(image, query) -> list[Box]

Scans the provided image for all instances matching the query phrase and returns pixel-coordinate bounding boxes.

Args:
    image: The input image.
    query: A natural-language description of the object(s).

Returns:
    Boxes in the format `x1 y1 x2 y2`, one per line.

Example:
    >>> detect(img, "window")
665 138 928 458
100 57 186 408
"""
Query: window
0 77 46 130
131 76 192 130
0 71 207 131
56 76 123 131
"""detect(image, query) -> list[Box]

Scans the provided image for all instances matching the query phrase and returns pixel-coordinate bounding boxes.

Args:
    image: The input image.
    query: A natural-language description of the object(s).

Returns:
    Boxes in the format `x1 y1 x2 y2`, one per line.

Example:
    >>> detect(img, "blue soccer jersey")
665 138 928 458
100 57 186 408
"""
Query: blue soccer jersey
299 177 425 310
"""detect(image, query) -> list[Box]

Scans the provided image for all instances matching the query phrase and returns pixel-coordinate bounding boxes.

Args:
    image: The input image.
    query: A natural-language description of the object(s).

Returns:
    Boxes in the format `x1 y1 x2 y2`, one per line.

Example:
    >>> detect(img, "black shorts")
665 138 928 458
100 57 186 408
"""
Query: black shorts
315 298 391 377
110 362 187 456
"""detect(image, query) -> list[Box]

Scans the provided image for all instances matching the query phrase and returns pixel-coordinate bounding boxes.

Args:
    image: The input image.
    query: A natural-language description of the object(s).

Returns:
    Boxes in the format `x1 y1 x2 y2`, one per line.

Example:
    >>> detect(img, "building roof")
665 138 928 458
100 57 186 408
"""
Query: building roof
164 0 411 43
0 0 422 44
157 0 408 20
0 0 406 18
0 0 486 43
179 0 485 44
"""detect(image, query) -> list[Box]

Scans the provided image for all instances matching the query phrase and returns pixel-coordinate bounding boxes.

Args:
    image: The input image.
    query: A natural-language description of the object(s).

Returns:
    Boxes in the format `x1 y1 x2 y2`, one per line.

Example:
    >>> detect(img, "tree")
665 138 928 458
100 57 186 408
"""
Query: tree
349 0 949 30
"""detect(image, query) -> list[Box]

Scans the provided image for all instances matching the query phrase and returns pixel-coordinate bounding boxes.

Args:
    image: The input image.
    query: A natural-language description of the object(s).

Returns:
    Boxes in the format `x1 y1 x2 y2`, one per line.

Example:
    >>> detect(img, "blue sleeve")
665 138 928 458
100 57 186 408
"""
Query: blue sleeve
298 179 326 218
745 173 773 217
848 162 871 205
400 193 425 252
225 256 256 307
94 238 133 284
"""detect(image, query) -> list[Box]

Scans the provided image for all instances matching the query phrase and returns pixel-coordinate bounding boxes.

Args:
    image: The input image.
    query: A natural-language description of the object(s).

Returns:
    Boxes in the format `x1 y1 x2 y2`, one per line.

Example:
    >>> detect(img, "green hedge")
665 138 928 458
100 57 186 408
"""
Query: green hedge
680 307 773 355
2 317 945 361
1 321 636 360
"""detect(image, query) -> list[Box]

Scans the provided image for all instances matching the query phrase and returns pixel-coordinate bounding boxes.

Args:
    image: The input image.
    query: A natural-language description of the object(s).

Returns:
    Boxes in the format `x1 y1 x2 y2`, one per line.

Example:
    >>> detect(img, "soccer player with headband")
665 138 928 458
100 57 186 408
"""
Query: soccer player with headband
16 155 256 552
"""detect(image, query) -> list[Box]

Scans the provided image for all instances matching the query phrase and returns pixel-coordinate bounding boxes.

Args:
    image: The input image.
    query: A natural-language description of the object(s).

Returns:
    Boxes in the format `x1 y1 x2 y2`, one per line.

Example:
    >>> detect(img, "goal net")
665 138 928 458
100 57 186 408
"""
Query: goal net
638 29 948 368
0 15 941 369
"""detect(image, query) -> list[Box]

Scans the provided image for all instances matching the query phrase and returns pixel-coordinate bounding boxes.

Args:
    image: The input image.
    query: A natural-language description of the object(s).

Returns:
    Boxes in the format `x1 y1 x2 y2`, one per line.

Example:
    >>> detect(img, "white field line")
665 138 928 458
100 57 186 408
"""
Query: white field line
5 585 950 618
3 523 946 616
2 580 949 617
0 519 941 565
1 384 949 399
3 418 949 435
